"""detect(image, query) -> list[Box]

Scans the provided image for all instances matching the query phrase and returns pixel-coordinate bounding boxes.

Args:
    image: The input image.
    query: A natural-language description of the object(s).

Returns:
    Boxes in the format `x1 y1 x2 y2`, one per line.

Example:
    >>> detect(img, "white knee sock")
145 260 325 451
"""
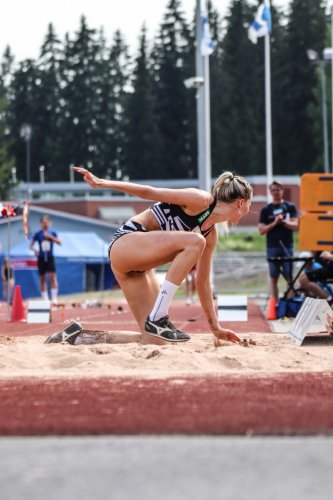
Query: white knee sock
41 290 49 300
149 279 179 321
51 288 58 304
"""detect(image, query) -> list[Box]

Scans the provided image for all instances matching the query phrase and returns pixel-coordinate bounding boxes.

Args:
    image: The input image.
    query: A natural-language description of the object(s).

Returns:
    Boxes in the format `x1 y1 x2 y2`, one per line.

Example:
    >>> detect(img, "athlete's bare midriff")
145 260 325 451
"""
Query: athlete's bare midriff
131 209 160 231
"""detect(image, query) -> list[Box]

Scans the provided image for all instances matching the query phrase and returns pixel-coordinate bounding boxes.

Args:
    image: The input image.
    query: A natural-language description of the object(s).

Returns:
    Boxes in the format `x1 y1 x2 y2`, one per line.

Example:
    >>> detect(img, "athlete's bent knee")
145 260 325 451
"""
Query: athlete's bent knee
188 233 206 255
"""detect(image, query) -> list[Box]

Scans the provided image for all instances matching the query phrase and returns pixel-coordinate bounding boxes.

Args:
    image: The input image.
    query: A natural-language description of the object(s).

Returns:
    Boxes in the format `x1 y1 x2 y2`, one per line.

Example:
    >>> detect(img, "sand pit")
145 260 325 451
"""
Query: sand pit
1 332 333 379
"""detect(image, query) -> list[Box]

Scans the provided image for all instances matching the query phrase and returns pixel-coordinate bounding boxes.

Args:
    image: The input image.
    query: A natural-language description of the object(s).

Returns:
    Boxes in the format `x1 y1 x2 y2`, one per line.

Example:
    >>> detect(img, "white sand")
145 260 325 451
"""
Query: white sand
1 332 333 378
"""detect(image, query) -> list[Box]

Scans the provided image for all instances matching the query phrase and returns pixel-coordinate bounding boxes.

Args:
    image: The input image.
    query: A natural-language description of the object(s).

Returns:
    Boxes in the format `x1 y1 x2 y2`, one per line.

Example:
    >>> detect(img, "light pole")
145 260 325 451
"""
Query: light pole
307 50 330 173
320 58 330 174
39 165 45 183
20 123 32 192
11 167 17 183
69 163 75 183
324 46 333 173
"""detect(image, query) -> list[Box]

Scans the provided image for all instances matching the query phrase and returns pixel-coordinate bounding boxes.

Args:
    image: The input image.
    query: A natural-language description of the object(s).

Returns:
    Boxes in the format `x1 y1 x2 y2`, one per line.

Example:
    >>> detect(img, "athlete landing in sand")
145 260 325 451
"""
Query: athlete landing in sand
71 168 253 345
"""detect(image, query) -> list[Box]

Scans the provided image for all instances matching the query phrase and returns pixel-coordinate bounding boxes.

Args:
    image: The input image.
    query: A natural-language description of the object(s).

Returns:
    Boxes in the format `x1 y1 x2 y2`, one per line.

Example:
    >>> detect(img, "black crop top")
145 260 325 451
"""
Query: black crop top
150 197 217 237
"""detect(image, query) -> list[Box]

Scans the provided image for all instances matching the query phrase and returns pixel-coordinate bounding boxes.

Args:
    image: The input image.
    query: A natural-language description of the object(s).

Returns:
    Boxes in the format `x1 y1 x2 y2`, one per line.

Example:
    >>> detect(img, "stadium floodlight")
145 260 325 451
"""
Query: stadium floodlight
307 49 318 61
184 76 204 89
323 48 333 61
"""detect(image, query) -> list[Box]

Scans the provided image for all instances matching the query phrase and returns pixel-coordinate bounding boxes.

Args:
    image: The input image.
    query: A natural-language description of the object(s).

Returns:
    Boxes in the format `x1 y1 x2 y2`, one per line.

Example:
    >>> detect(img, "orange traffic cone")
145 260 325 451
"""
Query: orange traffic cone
10 285 26 322
266 295 277 320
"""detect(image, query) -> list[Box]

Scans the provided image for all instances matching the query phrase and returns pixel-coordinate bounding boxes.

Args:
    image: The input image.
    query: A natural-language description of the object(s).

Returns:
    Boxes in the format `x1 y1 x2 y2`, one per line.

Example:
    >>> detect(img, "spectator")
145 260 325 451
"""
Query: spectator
1 257 15 303
258 181 298 301
299 251 333 304
30 215 61 304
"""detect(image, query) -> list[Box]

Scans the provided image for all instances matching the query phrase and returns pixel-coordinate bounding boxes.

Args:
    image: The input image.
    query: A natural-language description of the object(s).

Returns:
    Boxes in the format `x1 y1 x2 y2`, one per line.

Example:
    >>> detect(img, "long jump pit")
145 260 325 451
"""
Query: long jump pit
0 299 333 436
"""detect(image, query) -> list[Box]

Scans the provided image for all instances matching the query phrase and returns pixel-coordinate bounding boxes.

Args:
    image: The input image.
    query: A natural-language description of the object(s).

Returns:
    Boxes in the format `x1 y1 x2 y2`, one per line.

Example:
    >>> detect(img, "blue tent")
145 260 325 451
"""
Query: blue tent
1 232 117 299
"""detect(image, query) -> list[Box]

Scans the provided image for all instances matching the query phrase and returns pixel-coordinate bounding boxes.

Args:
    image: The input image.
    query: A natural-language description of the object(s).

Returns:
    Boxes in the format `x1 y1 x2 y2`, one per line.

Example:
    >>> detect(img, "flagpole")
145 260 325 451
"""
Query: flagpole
195 0 205 192
320 59 330 173
195 0 212 193
265 33 273 200
203 54 212 193
331 4 333 173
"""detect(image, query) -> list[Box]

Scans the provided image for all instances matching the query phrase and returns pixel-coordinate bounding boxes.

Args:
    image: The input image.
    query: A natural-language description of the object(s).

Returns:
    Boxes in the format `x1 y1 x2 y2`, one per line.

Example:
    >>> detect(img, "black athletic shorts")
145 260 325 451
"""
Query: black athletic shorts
306 267 333 282
38 256 56 275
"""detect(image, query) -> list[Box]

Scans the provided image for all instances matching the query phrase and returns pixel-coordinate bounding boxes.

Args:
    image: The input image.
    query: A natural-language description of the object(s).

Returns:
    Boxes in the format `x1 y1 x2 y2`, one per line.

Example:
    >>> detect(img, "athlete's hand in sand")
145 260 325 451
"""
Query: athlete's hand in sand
212 327 241 344
73 167 104 189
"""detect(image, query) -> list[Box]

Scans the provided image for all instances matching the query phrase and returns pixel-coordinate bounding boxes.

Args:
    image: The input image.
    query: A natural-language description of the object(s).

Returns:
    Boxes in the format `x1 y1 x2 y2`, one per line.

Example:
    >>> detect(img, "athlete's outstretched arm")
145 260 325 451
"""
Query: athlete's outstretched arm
196 226 241 344
73 167 211 210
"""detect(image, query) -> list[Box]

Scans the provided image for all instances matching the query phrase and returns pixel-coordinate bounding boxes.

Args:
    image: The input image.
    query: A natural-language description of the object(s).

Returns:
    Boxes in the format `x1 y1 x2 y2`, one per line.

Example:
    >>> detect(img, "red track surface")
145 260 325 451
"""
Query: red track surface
1 373 333 436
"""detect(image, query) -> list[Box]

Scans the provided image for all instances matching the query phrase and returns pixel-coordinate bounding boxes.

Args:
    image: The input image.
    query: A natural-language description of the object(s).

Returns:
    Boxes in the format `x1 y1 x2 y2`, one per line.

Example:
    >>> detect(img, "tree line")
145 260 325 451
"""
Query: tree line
0 0 329 192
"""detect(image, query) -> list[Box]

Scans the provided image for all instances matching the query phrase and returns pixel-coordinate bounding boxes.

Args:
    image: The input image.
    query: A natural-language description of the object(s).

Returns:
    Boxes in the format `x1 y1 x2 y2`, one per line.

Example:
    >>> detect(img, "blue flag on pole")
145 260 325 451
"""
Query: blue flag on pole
201 0 215 56
248 0 272 44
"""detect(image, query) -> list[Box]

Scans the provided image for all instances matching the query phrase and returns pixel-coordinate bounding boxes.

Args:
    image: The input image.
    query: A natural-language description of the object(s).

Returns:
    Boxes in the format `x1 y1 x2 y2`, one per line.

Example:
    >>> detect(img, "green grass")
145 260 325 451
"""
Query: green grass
217 232 266 252
216 231 300 252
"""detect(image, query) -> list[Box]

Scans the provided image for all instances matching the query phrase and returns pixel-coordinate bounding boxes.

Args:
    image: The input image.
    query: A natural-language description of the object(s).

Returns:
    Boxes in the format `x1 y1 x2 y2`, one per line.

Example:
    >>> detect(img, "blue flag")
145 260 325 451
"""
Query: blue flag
201 0 215 56
248 0 272 44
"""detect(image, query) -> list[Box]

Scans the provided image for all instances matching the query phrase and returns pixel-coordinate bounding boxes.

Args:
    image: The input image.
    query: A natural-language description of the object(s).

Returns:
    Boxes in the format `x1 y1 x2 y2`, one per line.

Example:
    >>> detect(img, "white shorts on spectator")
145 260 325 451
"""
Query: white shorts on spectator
288 298 333 347
27 300 51 323
217 295 248 322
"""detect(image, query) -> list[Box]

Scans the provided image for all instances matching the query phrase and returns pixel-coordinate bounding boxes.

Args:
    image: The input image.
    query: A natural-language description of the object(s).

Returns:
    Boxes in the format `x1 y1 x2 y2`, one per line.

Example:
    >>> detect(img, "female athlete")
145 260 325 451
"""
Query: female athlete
74 168 253 345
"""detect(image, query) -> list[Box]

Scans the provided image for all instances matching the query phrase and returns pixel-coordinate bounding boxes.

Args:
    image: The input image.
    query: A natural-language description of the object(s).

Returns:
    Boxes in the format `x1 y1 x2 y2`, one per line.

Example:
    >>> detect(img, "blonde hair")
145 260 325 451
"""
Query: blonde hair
212 172 253 234
212 171 253 203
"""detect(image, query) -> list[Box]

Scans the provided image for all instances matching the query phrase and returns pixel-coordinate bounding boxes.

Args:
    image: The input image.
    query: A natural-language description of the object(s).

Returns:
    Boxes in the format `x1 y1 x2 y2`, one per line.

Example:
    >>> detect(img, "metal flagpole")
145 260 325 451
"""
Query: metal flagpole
195 0 212 193
203 53 212 193
320 60 330 173
331 4 333 173
195 0 205 191
264 33 273 200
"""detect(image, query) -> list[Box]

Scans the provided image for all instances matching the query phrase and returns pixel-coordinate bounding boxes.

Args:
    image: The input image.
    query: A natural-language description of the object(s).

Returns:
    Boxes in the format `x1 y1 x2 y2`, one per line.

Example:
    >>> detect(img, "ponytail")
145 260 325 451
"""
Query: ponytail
212 172 253 234
212 172 253 203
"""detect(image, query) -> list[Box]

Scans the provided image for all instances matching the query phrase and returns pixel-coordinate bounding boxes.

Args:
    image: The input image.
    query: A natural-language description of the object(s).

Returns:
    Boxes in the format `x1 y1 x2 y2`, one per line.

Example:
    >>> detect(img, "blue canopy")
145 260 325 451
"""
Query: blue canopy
10 232 109 262
2 232 116 299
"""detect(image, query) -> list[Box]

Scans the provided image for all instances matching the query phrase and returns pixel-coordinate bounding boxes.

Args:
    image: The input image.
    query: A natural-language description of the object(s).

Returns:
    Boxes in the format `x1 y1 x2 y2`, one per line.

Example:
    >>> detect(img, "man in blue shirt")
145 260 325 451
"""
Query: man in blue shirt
258 181 298 301
30 215 61 303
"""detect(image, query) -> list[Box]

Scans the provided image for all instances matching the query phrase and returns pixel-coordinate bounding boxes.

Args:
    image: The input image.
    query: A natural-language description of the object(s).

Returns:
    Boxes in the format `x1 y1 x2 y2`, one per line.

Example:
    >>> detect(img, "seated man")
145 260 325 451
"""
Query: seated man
298 251 333 304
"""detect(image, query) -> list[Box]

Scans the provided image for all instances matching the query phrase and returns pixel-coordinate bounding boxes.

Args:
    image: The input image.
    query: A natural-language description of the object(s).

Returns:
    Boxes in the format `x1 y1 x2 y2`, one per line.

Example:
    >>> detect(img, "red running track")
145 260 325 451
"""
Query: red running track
1 373 333 436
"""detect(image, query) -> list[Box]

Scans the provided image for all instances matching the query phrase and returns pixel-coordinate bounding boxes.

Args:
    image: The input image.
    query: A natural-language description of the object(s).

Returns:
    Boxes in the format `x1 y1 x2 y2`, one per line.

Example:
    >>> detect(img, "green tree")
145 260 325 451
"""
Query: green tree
0 50 15 199
36 23 64 180
153 0 195 179
0 146 14 200
217 0 265 176
98 30 130 179
8 59 42 182
58 17 102 175
125 26 162 179
281 0 326 173
268 1 288 174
